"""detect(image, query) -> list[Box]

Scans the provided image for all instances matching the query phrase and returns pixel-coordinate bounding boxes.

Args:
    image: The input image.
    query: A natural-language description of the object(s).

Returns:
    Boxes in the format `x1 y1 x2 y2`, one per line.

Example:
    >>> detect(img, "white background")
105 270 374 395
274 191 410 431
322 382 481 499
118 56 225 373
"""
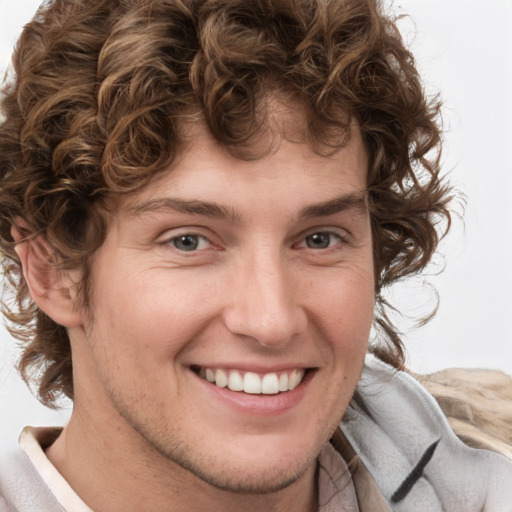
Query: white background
1 0 511 445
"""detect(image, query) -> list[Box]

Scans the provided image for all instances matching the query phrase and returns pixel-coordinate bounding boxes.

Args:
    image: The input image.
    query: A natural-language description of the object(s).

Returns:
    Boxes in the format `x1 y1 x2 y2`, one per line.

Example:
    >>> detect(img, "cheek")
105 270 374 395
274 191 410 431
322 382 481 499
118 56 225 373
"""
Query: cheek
89 267 220 366
307 264 375 341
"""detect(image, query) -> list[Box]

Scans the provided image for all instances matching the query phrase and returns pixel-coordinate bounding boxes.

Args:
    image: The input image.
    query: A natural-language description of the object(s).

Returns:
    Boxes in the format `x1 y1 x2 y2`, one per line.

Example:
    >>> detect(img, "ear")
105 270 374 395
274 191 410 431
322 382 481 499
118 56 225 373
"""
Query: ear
11 219 83 328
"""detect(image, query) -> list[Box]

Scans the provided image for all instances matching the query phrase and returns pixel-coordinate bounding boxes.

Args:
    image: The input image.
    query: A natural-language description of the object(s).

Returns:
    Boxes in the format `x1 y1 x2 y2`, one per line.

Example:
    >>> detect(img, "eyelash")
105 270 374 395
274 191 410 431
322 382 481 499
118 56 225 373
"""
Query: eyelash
163 229 349 254
166 233 212 253
295 231 348 251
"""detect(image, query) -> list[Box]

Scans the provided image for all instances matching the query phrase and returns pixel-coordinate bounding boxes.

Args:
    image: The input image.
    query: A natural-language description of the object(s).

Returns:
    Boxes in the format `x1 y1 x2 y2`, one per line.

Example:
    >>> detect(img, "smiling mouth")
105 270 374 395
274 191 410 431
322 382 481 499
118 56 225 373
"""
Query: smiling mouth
192 366 307 395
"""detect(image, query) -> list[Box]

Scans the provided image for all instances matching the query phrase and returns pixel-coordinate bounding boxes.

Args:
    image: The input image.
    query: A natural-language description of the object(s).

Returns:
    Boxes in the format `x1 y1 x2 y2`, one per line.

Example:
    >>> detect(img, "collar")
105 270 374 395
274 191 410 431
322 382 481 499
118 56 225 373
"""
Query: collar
317 441 359 511
19 426 92 512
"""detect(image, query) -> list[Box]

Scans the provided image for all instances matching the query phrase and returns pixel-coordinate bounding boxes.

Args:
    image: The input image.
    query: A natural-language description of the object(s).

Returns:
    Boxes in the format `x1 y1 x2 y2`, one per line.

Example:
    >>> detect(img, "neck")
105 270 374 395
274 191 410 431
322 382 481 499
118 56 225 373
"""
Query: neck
46 405 318 512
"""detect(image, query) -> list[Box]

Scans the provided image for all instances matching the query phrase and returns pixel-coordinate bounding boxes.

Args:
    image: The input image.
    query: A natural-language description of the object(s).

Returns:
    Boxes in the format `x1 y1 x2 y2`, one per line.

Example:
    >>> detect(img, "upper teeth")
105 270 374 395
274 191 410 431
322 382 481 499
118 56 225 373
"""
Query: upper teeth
201 368 305 395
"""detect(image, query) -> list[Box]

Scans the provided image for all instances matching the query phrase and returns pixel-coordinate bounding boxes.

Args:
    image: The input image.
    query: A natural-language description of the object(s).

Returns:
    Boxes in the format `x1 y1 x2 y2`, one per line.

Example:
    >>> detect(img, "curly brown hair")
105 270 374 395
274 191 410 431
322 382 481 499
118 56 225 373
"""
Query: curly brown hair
0 0 451 407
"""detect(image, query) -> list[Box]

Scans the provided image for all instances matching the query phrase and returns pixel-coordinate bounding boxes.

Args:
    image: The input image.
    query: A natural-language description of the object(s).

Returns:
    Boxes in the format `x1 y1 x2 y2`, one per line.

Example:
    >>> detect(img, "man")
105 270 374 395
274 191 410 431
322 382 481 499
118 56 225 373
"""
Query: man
0 0 510 511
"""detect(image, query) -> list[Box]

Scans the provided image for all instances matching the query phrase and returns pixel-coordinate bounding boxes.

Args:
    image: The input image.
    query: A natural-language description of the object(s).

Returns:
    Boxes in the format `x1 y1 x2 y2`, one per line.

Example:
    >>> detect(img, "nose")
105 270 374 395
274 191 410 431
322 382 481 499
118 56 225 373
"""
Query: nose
222 250 307 348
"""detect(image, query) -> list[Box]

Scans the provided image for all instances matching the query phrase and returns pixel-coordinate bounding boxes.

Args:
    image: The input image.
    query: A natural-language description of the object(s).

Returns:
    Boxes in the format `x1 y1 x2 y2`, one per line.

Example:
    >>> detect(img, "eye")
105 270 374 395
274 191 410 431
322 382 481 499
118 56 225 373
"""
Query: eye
300 231 344 250
168 234 210 252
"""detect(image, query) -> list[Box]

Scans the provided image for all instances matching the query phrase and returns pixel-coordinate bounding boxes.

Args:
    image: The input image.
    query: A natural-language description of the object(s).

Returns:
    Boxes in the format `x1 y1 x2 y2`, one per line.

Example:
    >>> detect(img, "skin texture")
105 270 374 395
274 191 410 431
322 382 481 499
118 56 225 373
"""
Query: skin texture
19 119 375 512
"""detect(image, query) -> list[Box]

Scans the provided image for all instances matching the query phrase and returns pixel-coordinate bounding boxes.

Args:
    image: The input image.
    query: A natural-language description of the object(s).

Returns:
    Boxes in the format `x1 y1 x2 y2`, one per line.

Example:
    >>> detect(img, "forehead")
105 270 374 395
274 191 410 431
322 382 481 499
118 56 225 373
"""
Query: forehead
121 117 369 217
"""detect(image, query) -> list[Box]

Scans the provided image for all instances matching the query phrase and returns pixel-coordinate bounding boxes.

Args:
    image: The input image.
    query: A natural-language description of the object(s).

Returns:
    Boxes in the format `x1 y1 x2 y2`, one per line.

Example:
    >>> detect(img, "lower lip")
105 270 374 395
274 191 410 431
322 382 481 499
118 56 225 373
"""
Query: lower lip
189 369 314 416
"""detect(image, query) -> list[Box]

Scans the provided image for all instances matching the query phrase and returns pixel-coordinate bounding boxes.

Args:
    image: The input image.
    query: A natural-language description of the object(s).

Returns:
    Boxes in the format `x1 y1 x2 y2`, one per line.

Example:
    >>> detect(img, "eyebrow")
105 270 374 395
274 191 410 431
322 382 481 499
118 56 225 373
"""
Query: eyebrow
129 192 367 222
130 198 238 221
298 192 367 219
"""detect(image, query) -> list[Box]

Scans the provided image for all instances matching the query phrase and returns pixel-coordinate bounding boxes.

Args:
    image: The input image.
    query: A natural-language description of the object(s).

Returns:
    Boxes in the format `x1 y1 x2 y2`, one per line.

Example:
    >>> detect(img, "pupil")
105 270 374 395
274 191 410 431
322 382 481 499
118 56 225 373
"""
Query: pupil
175 235 199 251
307 233 330 249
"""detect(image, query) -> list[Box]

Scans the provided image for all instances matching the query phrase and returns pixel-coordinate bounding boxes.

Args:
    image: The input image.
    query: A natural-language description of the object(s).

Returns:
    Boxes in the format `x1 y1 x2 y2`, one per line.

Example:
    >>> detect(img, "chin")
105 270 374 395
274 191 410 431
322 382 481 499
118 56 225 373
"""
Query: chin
173 452 314 495
145 426 321 495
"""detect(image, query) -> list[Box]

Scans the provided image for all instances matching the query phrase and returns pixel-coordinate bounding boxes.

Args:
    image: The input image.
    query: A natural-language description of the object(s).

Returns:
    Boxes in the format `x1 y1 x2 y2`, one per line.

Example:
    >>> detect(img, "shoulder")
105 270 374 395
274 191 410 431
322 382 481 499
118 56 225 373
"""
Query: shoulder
0 432 64 512
339 355 512 511
417 367 512 459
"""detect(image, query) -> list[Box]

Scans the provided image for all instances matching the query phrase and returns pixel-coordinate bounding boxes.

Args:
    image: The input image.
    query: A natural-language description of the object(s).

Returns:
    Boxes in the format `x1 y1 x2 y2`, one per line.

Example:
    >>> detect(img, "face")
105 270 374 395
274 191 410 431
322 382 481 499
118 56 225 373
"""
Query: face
71 120 375 493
